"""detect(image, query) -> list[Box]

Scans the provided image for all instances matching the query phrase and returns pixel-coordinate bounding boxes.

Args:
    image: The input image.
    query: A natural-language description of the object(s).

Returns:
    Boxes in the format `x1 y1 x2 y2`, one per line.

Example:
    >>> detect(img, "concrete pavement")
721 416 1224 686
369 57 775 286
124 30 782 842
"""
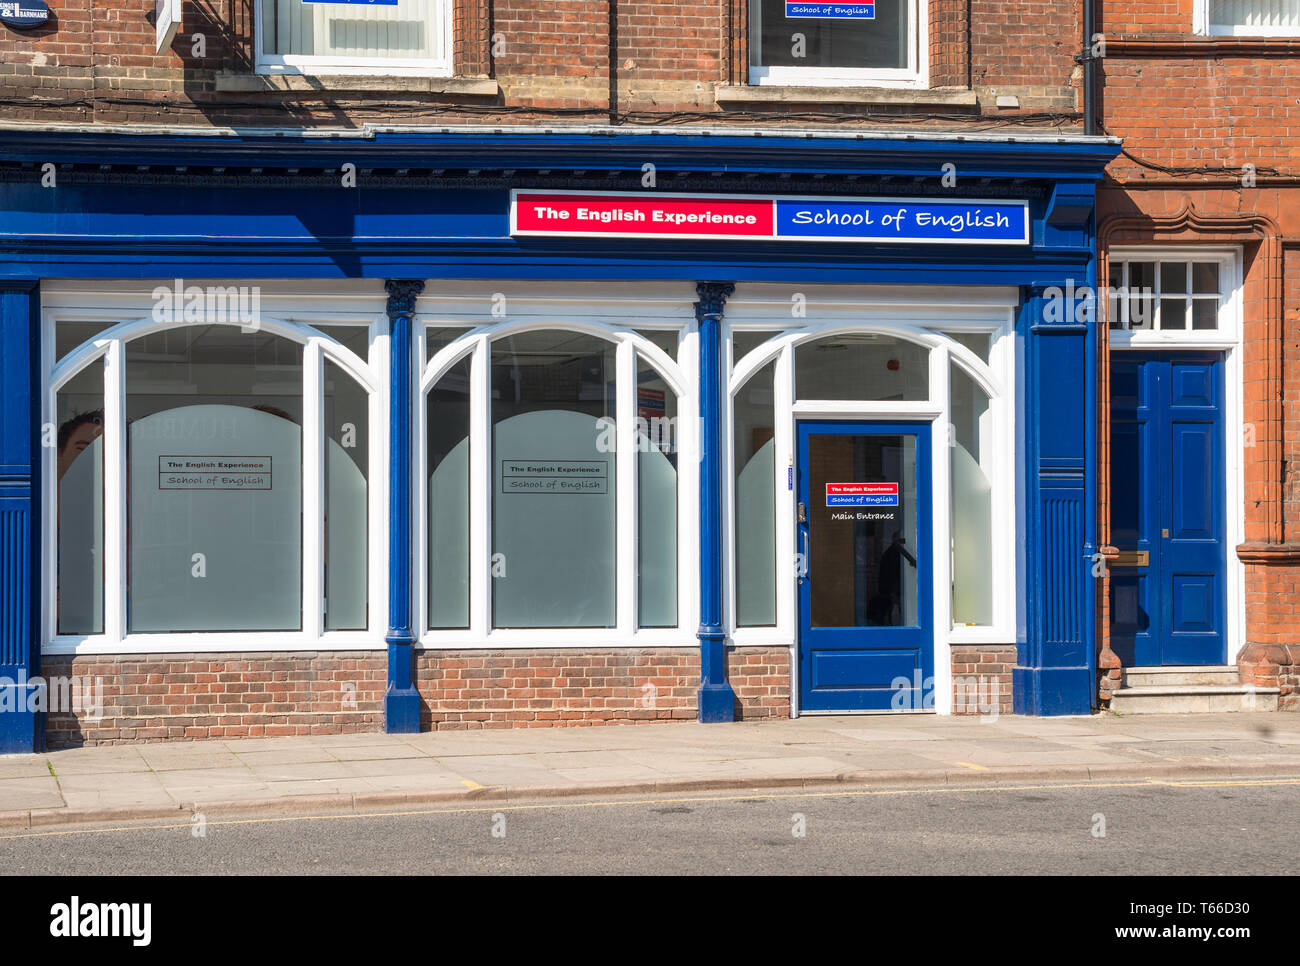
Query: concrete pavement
1 711 1297 829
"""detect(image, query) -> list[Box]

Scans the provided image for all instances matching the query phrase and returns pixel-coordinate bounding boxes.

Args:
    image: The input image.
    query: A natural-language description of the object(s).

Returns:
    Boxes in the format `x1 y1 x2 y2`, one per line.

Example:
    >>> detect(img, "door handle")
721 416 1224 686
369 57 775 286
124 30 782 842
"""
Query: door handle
801 527 810 581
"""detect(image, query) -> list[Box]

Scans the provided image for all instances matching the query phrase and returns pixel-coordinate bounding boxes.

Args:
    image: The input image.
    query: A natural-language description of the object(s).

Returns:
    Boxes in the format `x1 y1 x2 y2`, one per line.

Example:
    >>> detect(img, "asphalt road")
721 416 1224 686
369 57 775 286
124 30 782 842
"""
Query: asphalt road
2 776 1296 876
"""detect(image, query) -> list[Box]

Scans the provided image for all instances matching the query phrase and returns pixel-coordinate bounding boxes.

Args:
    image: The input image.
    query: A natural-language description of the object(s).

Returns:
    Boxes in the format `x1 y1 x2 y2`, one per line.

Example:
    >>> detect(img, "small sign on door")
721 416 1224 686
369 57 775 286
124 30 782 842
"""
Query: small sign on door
826 482 898 507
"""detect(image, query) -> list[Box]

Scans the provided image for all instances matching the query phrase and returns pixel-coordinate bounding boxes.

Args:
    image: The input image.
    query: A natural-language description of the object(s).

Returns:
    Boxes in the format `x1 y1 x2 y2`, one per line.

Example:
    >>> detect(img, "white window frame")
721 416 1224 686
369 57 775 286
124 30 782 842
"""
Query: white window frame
416 282 700 650
748 0 929 89
1194 0 1300 35
254 0 453 77
40 282 389 656
1107 245 1247 666
723 284 1018 716
1107 250 1238 348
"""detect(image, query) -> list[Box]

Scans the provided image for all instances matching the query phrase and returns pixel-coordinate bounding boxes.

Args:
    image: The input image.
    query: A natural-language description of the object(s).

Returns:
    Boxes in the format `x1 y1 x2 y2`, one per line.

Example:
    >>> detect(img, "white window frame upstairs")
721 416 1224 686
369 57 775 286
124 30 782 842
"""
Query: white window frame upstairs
39 282 390 656
748 0 929 89
416 282 700 650
254 0 453 77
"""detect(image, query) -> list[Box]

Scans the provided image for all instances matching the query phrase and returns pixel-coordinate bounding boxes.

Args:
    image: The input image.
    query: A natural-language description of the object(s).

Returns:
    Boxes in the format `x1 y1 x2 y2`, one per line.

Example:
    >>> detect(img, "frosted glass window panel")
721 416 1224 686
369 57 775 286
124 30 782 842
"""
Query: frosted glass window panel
129 406 303 632
734 360 777 627
637 357 677 628
491 331 617 628
125 328 304 632
263 0 438 58
56 364 105 636
428 357 471 629
950 363 994 626
1210 0 1300 32
795 334 929 401
323 360 369 631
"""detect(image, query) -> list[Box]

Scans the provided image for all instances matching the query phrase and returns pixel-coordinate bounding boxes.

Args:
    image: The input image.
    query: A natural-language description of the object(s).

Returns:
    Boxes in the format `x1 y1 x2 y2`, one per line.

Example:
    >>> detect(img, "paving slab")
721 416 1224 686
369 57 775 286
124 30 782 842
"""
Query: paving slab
0 712 1295 825
0 777 64 810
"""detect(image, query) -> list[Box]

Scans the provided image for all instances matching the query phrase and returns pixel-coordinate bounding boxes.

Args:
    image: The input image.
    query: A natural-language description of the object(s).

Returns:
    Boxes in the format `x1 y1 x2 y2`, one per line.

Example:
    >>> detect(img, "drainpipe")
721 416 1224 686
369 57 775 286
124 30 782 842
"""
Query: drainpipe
1082 0 1096 136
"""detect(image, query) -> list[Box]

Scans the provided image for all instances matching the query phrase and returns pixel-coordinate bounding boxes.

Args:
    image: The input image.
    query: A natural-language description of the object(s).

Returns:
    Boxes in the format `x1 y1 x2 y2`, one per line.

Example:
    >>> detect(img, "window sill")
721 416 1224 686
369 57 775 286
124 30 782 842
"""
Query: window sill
215 72 499 95
715 85 977 109
1105 35 1300 56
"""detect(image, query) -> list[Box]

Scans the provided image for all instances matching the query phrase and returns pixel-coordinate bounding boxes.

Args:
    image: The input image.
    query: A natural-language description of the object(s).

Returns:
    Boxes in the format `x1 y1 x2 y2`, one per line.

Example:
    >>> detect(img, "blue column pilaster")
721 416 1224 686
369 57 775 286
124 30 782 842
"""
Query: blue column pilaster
1013 280 1097 716
695 281 736 723
384 279 424 733
0 280 43 753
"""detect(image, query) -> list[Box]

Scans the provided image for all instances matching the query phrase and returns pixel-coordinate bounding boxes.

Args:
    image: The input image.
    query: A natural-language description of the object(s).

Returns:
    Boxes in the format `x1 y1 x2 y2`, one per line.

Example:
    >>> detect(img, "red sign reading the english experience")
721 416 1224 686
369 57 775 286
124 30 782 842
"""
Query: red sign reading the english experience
512 191 774 240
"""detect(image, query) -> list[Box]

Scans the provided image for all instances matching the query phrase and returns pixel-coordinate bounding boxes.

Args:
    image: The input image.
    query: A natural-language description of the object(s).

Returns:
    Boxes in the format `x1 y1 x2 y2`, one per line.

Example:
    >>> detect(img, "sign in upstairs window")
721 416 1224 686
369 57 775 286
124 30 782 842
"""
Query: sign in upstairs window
1202 0 1300 35
256 0 450 74
750 0 921 87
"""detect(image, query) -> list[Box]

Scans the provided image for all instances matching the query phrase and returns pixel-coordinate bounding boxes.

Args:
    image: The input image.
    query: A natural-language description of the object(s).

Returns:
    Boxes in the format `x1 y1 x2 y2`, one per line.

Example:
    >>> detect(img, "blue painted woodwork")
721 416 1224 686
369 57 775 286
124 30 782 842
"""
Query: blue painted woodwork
1014 280 1098 716
0 128 1119 739
796 421 934 712
1109 352 1226 667
695 282 737 722
384 280 423 733
0 281 42 752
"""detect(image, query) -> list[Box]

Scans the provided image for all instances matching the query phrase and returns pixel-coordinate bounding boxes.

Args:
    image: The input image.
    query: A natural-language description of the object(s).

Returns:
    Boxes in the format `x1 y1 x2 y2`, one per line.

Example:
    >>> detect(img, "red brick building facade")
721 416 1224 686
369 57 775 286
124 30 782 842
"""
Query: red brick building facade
0 1 1154 747
1095 1 1300 712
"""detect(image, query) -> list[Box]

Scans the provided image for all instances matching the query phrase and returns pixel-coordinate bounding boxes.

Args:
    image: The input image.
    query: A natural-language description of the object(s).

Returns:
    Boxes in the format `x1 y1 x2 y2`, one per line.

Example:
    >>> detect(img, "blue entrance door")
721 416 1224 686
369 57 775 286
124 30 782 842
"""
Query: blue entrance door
796 421 933 711
1110 352 1227 666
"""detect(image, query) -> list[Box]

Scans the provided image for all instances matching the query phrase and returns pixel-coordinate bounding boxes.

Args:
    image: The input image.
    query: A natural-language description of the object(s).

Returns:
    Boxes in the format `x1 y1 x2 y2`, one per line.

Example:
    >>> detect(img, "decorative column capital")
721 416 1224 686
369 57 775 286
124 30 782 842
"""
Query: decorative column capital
695 281 735 322
384 279 425 319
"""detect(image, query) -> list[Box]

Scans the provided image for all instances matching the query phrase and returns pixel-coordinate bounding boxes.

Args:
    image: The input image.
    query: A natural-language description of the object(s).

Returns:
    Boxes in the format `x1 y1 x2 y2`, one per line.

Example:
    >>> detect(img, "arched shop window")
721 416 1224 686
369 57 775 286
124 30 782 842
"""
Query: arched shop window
47 317 379 646
422 323 693 640
728 320 1012 642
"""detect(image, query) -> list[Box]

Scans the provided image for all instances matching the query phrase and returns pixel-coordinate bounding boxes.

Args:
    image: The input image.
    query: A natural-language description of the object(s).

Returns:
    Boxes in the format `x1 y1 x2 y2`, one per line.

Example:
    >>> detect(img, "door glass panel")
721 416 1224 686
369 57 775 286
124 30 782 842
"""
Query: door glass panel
808 433 918 628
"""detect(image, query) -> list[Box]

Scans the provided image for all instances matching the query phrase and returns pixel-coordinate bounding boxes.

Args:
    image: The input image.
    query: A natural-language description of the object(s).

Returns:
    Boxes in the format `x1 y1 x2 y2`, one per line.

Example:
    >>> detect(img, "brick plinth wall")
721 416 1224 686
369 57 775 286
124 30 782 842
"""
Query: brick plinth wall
950 645 1015 716
43 652 386 748
415 646 790 729
1239 644 1300 712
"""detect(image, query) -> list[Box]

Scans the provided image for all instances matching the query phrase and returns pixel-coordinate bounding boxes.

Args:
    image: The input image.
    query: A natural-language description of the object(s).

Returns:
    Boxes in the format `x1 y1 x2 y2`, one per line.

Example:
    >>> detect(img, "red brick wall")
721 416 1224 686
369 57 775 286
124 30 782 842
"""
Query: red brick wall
970 0 1080 109
0 0 1082 128
416 646 789 728
930 0 970 88
42 647 790 744
1097 3 1300 708
43 652 386 747
950 644 1014 715
1239 644 1299 711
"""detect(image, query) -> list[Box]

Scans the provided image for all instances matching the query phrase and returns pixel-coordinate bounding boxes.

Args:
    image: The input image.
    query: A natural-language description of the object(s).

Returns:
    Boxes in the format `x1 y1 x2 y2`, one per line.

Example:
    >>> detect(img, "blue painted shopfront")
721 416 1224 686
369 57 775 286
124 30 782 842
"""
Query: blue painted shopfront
0 128 1118 750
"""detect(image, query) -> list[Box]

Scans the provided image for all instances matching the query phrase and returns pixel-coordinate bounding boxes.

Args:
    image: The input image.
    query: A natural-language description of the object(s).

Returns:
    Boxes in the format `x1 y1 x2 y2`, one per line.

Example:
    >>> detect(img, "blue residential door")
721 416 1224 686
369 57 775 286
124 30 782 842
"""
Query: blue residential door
1109 352 1227 666
796 421 933 711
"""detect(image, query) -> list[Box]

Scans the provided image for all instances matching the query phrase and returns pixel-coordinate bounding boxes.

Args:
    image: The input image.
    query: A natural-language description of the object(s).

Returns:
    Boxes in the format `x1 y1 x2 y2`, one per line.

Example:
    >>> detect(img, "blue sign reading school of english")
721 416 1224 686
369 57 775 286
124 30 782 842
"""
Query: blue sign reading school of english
786 1 875 18
775 198 1030 246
